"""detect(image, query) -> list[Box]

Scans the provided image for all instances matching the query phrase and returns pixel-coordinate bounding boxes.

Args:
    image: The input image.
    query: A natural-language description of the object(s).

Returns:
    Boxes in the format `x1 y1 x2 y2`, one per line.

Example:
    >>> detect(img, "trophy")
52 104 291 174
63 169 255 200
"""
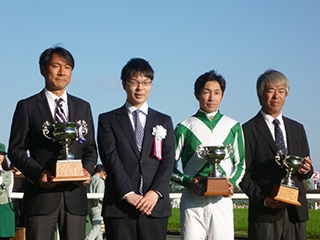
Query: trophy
197 144 233 196
42 120 90 182
270 152 303 206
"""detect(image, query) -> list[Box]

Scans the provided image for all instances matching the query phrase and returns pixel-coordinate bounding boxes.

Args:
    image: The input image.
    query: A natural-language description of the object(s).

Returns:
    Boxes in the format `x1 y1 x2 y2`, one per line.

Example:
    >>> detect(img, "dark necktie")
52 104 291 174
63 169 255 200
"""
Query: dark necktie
55 98 67 123
273 119 287 154
132 110 144 152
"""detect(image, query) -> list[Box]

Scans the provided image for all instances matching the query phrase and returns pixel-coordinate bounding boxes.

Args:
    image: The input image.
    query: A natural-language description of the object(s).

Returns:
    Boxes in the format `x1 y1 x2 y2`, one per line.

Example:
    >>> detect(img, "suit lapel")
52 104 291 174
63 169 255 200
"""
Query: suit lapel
283 117 293 154
67 94 76 122
141 108 157 157
36 90 55 122
116 106 140 158
254 112 278 154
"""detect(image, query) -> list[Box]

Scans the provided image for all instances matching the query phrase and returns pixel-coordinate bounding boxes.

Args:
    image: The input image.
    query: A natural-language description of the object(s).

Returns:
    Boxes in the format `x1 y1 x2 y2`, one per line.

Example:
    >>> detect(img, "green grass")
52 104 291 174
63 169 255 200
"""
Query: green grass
168 208 320 239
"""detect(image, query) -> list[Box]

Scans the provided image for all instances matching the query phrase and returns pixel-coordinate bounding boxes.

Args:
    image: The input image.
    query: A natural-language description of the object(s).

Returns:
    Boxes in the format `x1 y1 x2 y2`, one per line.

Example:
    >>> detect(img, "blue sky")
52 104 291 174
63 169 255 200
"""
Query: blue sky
1 1 319 181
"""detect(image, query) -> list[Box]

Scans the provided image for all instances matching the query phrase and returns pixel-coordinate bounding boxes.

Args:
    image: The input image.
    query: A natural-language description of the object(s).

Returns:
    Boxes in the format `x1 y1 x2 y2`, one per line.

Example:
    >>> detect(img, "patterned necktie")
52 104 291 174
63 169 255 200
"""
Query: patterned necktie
132 110 144 194
273 119 287 154
132 110 144 151
55 98 67 123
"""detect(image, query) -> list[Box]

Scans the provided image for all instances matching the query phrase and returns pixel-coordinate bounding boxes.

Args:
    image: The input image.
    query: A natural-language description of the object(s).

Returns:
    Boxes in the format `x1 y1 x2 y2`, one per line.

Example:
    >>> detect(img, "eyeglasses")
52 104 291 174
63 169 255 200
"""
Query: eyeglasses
126 79 152 87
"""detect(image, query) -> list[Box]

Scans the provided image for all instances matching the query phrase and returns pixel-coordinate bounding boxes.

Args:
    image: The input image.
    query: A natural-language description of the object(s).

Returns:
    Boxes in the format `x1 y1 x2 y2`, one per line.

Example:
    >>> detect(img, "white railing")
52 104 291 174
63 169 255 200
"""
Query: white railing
170 192 320 200
10 191 320 200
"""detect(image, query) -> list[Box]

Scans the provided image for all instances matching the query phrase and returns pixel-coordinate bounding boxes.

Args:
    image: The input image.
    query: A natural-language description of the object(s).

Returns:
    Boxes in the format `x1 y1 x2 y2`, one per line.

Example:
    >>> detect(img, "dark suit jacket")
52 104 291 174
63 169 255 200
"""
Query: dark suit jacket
8 90 97 216
97 105 175 218
239 112 313 223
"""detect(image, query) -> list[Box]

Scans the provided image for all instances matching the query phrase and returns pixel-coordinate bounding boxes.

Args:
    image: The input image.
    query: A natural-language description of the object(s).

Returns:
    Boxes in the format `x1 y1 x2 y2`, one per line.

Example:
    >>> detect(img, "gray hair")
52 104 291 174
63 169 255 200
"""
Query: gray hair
256 69 290 98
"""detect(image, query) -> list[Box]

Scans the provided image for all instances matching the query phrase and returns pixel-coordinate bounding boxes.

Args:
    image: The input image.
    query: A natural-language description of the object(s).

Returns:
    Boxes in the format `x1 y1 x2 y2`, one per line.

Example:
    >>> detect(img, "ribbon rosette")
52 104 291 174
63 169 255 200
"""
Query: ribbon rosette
152 125 167 160
76 120 87 144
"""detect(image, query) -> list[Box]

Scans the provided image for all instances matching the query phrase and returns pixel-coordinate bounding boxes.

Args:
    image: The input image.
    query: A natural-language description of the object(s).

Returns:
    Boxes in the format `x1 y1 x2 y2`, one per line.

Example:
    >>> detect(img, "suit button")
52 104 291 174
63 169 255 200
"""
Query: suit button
140 161 143 163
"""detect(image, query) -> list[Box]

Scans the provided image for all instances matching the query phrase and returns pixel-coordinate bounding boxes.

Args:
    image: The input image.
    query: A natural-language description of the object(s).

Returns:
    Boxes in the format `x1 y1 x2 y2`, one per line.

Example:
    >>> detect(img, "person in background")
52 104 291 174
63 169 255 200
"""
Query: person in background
97 58 175 240
239 69 313 240
85 164 106 240
8 46 98 240
172 70 245 240
0 143 15 240
11 165 26 228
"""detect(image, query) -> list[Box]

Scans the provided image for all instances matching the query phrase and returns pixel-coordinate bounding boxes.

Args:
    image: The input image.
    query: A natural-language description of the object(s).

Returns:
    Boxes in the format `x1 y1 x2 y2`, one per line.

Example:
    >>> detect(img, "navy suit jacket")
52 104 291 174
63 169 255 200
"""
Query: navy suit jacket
8 90 97 216
240 112 313 223
97 105 175 218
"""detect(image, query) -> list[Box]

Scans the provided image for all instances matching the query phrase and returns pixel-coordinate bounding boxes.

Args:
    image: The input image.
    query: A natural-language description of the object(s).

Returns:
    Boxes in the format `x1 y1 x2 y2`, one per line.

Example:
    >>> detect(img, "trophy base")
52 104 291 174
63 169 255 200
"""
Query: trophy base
51 159 90 182
204 177 230 196
270 184 301 206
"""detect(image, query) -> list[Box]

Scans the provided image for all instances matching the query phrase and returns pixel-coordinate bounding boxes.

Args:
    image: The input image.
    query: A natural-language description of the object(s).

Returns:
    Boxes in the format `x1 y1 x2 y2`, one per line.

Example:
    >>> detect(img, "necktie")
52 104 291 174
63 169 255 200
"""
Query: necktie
132 109 144 194
55 98 67 123
273 119 287 154
132 110 144 152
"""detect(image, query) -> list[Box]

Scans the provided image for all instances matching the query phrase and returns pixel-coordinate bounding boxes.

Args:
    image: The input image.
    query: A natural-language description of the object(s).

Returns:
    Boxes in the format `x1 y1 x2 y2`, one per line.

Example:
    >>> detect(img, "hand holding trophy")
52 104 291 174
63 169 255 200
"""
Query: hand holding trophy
270 151 303 206
42 120 90 182
197 144 233 196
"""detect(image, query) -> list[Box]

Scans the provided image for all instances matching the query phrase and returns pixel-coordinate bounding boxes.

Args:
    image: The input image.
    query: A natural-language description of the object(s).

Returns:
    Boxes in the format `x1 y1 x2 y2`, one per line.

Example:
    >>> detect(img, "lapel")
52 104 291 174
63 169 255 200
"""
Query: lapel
140 108 157 158
115 106 159 159
67 94 76 121
283 117 293 154
36 90 55 122
254 112 278 154
116 105 140 158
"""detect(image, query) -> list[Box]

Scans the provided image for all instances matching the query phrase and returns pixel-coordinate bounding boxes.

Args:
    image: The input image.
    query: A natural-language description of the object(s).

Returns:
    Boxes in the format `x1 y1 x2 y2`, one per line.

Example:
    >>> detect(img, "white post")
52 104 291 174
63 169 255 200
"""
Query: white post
314 179 318 210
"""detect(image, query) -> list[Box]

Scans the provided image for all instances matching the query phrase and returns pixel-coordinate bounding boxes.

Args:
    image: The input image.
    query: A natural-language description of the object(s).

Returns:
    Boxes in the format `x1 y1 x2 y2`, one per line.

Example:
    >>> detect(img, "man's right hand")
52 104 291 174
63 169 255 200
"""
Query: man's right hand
189 176 206 196
125 193 143 206
265 196 289 209
39 170 59 188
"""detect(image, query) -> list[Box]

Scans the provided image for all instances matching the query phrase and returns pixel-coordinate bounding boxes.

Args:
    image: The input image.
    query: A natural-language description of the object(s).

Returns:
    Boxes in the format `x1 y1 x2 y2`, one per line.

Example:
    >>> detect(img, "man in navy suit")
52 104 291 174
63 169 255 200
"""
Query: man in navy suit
98 58 175 240
239 69 313 240
8 46 97 240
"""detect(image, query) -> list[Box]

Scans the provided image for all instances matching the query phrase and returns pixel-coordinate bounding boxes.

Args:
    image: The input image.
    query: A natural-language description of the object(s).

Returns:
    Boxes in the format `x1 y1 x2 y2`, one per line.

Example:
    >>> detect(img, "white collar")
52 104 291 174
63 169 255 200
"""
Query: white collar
260 110 284 125
126 102 149 115
44 88 68 104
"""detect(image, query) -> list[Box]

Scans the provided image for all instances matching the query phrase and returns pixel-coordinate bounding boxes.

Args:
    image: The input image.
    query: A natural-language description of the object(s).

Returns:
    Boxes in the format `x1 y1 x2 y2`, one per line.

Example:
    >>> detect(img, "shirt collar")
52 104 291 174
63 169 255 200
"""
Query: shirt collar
260 109 284 125
44 88 68 104
199 109 218 120
125 102 149 115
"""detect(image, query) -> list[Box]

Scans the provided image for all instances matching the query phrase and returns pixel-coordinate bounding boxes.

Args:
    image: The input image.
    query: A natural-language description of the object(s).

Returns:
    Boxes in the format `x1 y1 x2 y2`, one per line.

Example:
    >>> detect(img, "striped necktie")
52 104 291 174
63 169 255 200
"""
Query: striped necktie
273 119 287 154
55 98 67 123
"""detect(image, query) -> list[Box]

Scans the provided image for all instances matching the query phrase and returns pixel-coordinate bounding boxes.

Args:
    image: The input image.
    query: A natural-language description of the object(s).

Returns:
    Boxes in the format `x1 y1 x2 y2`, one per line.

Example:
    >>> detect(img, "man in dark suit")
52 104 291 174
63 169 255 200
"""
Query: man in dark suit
8 46 97 240
97 58 175 240
239 69 313 240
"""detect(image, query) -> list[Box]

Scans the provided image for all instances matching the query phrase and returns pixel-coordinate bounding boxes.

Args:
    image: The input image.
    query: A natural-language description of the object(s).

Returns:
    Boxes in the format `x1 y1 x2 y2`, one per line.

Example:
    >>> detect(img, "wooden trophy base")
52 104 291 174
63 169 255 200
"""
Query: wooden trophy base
51 159 90 182
270 184 301 206
204 177 230 196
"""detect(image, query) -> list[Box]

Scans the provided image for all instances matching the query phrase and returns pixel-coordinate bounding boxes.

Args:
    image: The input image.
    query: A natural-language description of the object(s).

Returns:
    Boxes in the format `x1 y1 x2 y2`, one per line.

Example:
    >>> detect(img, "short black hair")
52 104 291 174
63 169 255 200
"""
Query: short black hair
194 70 226 96
94 164 105 173
121 58 154 82
39 46 75 69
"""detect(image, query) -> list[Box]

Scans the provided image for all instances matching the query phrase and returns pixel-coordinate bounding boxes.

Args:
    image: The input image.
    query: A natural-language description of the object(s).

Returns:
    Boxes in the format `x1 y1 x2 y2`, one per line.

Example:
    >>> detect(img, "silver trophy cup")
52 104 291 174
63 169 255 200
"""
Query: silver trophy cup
42 120 89 182
275 154 303 188
196 144 233 196
42 120 88 160
197 144 233 178
270 152 303 206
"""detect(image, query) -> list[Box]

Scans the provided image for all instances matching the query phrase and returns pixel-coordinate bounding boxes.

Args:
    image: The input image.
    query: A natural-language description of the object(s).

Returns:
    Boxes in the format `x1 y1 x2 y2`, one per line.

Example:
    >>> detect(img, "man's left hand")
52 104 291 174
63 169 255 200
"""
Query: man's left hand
298 156 312 174
136 190 159 215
